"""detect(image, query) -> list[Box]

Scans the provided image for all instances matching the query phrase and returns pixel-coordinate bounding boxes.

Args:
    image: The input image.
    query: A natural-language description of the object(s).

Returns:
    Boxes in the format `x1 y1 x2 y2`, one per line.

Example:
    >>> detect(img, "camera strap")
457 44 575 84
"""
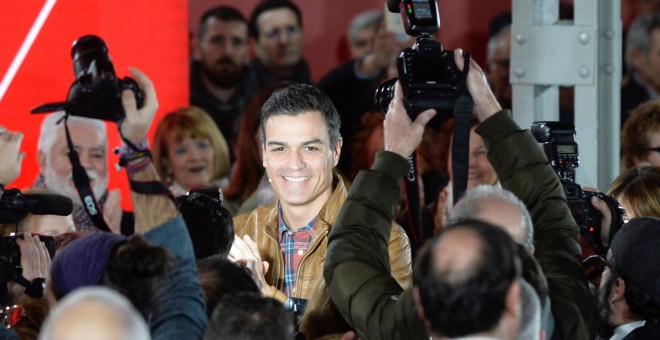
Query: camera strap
451 53 473 206
61 116 112 232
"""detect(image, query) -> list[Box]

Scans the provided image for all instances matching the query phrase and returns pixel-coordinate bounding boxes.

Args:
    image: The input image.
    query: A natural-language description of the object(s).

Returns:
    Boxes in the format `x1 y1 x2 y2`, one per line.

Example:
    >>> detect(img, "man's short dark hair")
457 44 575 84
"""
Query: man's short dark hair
609 217 660 320
199 5 246 40
176 193 234 259
260 83 342 147
413 219 521 338
204 292 295 340
249 0 303 39
196 256 260 317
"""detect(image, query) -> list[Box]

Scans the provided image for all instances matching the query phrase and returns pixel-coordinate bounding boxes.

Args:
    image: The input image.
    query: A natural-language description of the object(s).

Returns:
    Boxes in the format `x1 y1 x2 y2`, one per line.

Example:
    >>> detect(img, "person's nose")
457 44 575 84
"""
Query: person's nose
286 150 305 170
79 151 93 169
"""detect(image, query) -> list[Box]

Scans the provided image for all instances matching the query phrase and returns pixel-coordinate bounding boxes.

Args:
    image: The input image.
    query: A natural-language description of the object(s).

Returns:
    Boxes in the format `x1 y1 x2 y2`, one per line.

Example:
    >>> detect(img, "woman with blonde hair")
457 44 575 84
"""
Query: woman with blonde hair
153 106 230 196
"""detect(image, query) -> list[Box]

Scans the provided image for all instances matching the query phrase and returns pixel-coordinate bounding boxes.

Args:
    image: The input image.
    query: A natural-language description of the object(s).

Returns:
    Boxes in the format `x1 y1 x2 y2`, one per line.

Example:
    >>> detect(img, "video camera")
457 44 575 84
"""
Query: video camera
31 35 144 122
0 188 68 300
531 121 626 256
374 0 470 129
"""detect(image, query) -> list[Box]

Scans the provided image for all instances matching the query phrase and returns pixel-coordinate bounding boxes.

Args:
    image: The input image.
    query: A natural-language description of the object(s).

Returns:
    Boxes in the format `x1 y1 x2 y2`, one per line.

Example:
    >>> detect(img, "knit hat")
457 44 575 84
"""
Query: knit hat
50 232 126 298
610 217 660 307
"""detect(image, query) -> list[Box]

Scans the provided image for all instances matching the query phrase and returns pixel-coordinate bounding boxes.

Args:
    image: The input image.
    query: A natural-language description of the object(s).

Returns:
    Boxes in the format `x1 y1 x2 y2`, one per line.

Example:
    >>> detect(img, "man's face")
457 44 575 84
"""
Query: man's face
487 30 511 109
635 28 660 93
595 251 617 338
262 111 340 211
39 122 108 205
199 17 249 88
254 8 303 71
349 26 378 59
448 127 498 189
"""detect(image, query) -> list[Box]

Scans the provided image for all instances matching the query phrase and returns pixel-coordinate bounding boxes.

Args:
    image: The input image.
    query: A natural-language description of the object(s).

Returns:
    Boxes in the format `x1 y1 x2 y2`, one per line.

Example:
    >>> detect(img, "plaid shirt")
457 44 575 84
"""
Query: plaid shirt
278 204 317 297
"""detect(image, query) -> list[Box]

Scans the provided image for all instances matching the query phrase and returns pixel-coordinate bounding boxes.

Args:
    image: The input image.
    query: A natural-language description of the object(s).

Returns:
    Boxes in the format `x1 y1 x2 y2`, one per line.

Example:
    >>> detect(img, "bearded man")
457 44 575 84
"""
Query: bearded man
190 5 255 155
34 112 128 233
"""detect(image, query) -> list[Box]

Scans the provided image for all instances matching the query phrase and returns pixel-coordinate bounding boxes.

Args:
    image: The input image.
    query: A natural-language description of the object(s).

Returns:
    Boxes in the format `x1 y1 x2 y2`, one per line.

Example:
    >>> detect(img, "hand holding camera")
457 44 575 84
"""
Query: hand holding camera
383 81 436 158
452 49 502 122
119 67 159 144
15 233 51 283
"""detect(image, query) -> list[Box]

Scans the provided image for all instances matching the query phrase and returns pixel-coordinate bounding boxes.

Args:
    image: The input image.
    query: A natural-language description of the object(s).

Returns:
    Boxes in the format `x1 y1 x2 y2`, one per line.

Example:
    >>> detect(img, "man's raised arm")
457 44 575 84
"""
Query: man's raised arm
324 82 434 339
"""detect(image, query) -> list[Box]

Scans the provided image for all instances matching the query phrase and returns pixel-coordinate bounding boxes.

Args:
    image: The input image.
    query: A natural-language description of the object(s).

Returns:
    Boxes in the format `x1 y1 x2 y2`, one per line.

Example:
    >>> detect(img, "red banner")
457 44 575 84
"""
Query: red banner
0 0 188 209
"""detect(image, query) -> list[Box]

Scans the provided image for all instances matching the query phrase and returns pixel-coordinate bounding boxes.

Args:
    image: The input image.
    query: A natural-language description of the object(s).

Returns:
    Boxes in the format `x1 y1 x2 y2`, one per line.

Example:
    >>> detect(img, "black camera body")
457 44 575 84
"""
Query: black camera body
532 121 625 256
375 0 469 129
31 35 144 122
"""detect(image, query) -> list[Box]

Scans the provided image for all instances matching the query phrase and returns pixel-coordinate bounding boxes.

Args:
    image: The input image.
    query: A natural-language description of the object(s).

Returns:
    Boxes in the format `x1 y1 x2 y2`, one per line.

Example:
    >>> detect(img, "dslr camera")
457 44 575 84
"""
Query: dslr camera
32 35 144 122
531 121 626 256
374 0 470 129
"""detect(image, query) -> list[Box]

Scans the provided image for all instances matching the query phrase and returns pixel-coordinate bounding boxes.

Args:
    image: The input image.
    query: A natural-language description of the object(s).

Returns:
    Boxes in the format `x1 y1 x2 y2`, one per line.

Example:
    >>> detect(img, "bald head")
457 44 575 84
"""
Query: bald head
432 227 484 284
39 287 150 340
414 220 522 339
448 185 534 253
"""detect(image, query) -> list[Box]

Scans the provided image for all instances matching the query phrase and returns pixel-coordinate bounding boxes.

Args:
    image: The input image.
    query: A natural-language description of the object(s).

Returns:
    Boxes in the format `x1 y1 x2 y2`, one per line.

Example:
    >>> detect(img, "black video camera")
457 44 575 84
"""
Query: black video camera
531 121 626 256
31 35 144 122
374 0 470 129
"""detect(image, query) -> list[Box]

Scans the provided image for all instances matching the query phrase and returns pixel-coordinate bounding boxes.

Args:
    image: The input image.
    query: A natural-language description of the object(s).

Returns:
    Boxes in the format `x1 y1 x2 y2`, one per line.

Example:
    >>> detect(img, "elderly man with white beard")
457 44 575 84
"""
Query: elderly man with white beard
33 112 128 234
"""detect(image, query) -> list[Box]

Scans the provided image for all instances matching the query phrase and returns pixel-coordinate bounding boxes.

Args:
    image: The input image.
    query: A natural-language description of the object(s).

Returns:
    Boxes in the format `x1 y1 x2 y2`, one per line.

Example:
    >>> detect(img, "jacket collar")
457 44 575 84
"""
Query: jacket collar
266 174 347 235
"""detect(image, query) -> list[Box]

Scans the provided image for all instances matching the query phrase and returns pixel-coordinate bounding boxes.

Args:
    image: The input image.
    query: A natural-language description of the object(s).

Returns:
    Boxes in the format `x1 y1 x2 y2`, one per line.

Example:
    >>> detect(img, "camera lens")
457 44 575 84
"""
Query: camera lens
71 35 115 82
374 78 398 116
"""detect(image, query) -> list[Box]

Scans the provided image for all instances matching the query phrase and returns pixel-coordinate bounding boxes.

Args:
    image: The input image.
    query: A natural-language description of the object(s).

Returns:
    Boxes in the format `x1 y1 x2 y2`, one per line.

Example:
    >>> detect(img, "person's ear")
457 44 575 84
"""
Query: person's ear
37 151 47 171
611 277 626 303
332 137 343 167
412 287 427 322
505 280 521 320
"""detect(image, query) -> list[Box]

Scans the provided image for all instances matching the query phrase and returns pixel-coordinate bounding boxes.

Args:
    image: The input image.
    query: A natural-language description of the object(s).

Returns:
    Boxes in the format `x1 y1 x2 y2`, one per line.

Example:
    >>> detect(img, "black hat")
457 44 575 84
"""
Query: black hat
610 217 660 307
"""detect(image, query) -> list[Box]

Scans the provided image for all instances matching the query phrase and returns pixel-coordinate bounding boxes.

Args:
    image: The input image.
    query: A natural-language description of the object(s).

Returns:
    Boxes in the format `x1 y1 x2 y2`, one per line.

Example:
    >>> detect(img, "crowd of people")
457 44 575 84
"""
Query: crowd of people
0 0 659 339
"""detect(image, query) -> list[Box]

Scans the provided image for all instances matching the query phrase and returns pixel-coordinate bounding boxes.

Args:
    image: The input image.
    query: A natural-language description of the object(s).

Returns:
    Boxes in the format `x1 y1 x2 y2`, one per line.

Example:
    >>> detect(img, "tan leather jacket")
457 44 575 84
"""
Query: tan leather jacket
233 176 412 302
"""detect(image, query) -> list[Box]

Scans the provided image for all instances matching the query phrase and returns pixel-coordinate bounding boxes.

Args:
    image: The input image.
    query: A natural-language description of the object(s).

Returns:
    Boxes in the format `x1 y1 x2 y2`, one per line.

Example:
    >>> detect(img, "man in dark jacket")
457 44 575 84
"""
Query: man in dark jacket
324 48 595 339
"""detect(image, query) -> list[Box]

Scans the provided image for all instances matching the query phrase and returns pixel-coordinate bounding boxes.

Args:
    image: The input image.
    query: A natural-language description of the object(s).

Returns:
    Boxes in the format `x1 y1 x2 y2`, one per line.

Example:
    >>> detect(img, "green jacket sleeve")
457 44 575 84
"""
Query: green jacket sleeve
324 151 427 340
476 110 595 340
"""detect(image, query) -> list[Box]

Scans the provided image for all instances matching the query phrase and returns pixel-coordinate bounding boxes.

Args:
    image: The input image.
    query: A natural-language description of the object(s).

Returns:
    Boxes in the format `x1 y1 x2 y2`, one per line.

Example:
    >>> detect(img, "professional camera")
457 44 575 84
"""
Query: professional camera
374 0 470 129
531 121 626 256
31 35 144 122
0 188 65 300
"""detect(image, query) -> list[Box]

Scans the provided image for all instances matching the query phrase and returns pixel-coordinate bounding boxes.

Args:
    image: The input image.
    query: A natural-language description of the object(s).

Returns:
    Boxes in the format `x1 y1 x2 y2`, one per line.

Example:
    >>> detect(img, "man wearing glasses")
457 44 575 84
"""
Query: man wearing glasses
621 100 660 169
246 0 311 90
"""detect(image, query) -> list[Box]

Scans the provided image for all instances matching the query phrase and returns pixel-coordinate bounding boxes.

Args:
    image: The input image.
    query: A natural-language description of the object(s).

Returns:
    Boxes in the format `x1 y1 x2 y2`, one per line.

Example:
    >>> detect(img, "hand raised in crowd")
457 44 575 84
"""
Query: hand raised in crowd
0 126 25 185
228 235 271 295
119 67 159 144
452 48 502 122
383 81 436 158
16 233 51 282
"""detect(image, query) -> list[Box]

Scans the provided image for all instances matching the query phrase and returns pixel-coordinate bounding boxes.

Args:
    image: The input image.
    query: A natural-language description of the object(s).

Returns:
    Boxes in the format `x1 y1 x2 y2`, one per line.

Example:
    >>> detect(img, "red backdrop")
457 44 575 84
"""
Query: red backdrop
0 0 189 209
